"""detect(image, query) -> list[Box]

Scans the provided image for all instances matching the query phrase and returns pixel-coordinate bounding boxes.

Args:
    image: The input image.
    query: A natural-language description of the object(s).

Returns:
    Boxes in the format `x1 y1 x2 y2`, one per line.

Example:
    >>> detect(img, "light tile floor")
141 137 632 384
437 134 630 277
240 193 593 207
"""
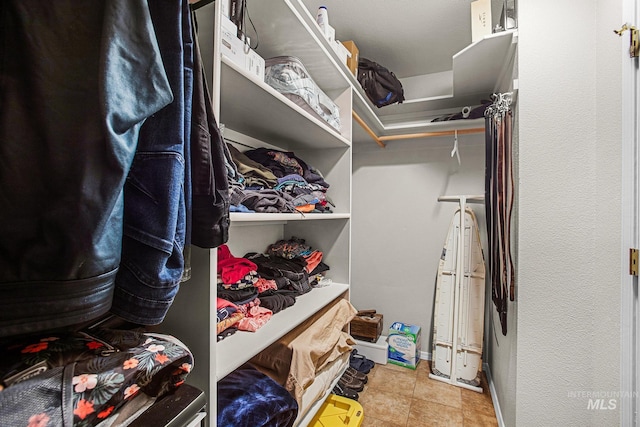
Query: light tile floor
357 361 498 427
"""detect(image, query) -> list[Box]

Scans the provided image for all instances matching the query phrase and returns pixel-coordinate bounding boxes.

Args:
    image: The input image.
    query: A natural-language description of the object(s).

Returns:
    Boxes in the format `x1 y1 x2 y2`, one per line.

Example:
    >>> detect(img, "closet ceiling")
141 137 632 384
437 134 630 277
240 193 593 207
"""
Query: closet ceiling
300 0 479 79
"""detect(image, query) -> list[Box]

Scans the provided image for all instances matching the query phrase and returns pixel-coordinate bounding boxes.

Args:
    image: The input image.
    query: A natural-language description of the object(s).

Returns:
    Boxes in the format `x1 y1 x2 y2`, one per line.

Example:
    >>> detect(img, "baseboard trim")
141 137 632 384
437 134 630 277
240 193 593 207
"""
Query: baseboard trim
420 351 431 360
483 362 505 427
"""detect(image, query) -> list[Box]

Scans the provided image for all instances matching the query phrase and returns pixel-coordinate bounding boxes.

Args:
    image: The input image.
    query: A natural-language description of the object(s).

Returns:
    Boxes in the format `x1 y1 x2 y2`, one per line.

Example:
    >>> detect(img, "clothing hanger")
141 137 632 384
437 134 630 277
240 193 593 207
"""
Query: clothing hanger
451 129 461 165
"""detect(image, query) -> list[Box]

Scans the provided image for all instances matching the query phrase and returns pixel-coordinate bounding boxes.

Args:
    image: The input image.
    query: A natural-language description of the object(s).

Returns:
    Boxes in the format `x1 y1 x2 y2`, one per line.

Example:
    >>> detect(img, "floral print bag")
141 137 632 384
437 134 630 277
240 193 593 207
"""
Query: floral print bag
0 328 193 427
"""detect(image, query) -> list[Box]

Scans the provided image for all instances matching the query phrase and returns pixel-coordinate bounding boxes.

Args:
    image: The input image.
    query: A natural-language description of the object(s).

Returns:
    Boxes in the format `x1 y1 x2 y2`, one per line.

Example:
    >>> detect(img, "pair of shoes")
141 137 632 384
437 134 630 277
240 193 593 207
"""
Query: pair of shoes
349 350 375 374
338 375 364 392
343 369 368 384
332 383 359 400
345 367 368 383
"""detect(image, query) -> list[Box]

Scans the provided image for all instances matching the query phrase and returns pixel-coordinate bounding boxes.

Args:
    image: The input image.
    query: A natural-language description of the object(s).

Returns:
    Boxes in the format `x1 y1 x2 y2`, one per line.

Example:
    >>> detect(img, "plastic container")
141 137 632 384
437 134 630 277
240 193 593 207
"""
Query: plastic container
354 336 388 365
309 394 364 427
264 56 341 131
316 6 329 36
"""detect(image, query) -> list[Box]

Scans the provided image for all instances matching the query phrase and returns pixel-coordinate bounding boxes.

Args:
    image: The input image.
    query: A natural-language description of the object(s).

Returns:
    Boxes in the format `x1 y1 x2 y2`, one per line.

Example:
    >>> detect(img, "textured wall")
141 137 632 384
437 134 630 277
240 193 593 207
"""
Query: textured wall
516 1 621 425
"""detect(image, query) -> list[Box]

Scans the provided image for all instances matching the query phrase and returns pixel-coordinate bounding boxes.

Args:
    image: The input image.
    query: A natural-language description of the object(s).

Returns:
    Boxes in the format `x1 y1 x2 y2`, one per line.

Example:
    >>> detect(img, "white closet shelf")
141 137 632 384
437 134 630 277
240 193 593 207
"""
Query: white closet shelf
216 282 350 380
220 58 350 150
246 0 350 92
365 30 517 127
452 30 517 100
230 212 350 224
286 1 517 145
382 117 485 135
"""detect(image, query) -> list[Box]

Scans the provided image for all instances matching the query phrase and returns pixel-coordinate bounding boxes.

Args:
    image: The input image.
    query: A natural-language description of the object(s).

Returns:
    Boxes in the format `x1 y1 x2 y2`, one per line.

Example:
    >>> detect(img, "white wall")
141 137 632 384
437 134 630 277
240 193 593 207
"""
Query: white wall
351 135 486 353
516 1 621 426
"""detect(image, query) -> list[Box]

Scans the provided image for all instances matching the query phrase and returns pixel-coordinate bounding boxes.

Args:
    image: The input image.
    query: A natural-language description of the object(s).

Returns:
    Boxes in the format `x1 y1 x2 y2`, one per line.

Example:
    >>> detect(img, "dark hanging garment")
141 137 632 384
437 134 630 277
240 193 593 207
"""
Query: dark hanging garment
189 12 230 249
111 0 194 326
0 1 172 338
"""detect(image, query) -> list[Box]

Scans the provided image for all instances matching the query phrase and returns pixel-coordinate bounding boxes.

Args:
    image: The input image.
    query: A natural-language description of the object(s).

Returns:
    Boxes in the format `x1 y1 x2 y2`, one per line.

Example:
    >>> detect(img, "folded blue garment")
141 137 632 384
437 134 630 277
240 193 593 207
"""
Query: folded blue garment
217 363 298 427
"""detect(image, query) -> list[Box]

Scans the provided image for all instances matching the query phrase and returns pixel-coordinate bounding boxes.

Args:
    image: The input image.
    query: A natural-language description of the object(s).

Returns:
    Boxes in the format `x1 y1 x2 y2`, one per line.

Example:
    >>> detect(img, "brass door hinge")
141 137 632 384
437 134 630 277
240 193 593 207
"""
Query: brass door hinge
630 248 638 276
615 24 639 58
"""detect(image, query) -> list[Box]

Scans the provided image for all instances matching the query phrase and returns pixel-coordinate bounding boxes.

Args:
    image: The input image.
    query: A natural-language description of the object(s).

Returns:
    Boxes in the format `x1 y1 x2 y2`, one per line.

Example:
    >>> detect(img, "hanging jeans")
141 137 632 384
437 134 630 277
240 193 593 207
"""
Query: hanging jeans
0 0 172 337
111 0 194 325
189 11 231 250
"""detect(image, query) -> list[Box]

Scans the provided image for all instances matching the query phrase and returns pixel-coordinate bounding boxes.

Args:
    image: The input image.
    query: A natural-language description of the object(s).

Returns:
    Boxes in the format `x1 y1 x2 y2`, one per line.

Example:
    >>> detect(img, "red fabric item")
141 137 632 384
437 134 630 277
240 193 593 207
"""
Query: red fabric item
217 244 258 285
216 297 239 311
303 250 323 273
237 306 273 332
255 278 278 294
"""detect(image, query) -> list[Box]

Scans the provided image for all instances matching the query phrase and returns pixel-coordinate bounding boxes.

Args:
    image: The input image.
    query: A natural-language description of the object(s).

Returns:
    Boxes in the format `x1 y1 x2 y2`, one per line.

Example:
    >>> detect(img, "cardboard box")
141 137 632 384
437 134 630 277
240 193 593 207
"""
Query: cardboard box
341 40 359 76
221 16 265 81
220 16 245 69
326 25 336 44
245 48 265 82
333 40 351 68
387 322 421 370
220 0 230 18
471 0 492 42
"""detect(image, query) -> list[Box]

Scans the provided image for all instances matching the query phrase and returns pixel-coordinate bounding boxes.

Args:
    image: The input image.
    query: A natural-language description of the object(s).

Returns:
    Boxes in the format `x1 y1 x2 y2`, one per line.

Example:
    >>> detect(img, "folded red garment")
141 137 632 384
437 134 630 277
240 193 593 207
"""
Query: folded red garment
255 278 278 294
217 244 258 284
238 306 273 332
303 250 323 273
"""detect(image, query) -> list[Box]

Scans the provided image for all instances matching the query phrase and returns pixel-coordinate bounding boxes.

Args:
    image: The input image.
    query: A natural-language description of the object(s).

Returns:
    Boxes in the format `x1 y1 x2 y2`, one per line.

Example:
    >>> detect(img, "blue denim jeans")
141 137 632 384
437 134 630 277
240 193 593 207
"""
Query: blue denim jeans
111 0 193 325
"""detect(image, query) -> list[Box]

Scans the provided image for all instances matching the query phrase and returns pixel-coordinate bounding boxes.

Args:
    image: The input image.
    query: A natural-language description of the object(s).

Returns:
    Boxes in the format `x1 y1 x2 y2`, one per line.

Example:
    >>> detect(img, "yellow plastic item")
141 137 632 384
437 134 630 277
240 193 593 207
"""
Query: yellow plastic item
309 393 364 427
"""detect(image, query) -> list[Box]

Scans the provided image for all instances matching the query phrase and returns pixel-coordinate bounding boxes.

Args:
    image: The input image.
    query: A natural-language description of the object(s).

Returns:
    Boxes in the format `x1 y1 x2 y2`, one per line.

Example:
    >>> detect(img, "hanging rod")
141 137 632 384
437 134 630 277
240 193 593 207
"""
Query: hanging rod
379 128 484 141
352 111 385 148
352 111 484 148
438 195 485 204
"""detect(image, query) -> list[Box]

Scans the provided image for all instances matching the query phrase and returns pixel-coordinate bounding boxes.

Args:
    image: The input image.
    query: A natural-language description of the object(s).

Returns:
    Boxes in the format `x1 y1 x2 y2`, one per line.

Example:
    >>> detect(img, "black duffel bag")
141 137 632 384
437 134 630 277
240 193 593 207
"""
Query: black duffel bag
357 57 405 108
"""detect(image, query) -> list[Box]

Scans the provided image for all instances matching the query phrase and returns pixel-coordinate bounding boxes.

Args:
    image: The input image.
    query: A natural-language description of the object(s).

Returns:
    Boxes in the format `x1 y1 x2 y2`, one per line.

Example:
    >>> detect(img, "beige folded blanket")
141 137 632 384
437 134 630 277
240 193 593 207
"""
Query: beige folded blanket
250 297 356 404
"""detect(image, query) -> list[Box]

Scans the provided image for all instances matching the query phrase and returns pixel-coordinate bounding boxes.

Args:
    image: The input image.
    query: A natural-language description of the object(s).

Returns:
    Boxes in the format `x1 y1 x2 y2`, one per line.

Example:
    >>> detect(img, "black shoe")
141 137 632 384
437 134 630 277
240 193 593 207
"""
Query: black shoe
349 350 374 374
332 383 359 400
338 375 364 392
344 367 368 383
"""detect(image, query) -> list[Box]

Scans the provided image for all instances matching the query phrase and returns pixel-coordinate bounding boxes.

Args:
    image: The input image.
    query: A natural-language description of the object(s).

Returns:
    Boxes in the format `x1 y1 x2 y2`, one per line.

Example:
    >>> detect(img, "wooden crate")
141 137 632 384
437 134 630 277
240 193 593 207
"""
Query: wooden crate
350 313 383 343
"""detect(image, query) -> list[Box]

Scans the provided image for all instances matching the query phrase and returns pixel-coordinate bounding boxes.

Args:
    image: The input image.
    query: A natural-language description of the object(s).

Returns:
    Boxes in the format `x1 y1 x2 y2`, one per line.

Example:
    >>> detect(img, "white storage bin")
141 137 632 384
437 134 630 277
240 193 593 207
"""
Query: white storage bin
354 336 388 365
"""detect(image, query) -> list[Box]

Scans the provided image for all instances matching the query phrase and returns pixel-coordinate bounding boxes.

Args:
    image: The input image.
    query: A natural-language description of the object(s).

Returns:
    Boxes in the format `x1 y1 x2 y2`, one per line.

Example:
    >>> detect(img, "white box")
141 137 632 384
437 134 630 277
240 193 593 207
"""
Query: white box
220 16 244 69
326 25 336 44
220 0 230 18
333 40 351 67
245 48 265 81
471 0 492 42
221 16 264 81
388 322 421 370
354 336 388 365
